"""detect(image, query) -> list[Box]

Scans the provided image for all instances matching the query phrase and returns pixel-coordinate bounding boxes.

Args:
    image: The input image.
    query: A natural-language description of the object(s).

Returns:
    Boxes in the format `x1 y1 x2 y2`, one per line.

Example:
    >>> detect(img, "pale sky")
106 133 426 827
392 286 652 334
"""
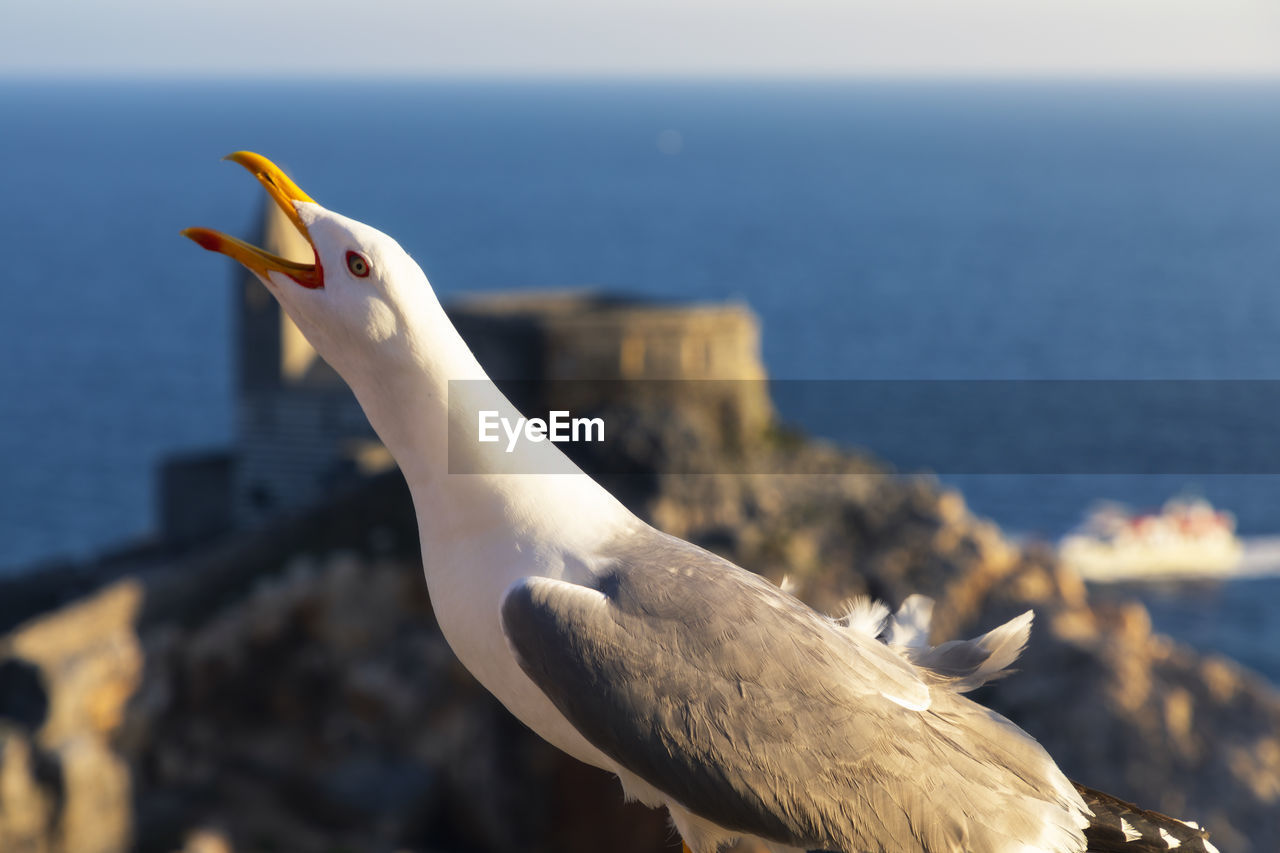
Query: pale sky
4 0 1279 78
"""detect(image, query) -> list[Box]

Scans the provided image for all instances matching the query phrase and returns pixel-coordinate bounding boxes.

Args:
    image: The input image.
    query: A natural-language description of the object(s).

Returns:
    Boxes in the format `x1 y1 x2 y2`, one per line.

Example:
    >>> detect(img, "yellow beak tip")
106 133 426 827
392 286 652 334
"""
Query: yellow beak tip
220 150 317 206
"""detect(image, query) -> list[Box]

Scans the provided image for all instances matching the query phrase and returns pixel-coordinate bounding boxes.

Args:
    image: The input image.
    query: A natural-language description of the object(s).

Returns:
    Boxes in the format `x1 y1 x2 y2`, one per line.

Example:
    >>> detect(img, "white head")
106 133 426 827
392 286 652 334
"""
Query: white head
183 151 459 386
185 152 630 542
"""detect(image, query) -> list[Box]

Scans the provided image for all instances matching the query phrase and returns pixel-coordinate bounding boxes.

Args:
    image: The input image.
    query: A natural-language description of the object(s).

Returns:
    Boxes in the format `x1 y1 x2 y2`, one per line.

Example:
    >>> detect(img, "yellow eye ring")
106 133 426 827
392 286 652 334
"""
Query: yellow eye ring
346 251 371 278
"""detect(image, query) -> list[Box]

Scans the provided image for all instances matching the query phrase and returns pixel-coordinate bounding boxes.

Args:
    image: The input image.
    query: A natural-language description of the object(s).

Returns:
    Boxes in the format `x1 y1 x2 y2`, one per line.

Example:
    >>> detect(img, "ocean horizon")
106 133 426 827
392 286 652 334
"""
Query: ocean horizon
7 77 1280 547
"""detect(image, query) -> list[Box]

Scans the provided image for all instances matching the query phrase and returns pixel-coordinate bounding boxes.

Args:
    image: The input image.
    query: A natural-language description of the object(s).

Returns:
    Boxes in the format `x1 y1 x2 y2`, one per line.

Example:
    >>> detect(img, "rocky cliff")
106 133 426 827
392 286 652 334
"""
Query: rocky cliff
1 407 1277 852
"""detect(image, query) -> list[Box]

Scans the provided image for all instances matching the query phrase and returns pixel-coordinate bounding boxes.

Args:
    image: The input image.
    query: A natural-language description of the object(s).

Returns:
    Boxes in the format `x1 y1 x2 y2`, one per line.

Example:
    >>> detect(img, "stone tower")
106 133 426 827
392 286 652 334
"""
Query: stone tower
230 201 772 525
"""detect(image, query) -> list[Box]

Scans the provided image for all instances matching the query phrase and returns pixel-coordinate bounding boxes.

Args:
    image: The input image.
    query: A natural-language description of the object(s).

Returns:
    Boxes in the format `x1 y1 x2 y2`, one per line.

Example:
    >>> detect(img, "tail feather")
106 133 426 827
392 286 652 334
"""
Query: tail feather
1076 783 1218 853
879 594 1033 693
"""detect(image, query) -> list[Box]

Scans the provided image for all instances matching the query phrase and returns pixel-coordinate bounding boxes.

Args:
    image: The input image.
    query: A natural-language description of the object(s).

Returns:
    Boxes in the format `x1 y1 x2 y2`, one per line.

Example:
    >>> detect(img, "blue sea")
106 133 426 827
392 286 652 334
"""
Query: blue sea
3 79 1280 679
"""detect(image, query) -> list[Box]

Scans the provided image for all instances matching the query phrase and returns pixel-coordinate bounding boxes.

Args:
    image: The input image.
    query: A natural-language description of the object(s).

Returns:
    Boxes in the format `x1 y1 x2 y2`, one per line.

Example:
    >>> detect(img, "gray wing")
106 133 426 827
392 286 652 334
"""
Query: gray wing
500 530 1087 853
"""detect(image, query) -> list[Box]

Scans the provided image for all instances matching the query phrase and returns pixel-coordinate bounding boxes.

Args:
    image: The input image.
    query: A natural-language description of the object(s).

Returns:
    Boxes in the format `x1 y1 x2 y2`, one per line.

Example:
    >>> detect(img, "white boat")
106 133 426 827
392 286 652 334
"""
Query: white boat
1059 499 1243 582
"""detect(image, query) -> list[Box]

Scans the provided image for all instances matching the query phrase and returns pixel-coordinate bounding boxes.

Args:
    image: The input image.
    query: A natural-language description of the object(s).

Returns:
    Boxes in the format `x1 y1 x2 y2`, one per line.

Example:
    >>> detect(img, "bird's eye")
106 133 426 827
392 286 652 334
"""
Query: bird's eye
345 251 371 278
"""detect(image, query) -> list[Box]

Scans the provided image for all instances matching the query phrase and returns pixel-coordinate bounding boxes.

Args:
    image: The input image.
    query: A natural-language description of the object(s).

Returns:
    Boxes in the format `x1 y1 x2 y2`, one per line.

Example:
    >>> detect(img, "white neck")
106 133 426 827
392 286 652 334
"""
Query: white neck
332 287 634 557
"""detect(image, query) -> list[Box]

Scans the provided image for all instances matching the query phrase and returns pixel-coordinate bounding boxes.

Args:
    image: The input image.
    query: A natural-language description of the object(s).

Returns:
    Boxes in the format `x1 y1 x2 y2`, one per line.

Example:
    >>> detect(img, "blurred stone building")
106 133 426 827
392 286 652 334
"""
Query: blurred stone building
161 201 771 543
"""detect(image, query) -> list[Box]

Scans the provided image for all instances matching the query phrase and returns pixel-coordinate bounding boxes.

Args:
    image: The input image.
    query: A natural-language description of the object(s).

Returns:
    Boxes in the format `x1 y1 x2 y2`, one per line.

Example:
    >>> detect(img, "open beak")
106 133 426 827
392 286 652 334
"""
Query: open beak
182 151 324 289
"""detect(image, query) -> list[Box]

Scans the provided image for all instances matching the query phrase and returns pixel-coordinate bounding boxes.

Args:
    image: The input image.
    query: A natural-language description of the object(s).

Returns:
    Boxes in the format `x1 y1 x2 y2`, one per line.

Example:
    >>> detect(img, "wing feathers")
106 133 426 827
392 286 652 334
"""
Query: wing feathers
498 530 1084 852
885 593 935 649
834 596 891 639
833 593 1030 699
899 608 1032 693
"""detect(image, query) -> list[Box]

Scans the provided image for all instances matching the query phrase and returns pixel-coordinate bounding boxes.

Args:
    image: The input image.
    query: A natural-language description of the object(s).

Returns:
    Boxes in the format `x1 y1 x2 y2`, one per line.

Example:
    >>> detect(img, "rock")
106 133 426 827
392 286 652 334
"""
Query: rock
0 580 142 853
55 734 132 853
3 580 143 744
0 727 54 853
3 396 1280 851
179 828 234 853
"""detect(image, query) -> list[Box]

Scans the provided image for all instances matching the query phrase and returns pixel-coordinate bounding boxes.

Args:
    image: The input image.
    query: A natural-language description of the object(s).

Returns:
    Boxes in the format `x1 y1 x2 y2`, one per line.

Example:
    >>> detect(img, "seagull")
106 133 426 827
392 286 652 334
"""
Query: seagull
185 152 1216 853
